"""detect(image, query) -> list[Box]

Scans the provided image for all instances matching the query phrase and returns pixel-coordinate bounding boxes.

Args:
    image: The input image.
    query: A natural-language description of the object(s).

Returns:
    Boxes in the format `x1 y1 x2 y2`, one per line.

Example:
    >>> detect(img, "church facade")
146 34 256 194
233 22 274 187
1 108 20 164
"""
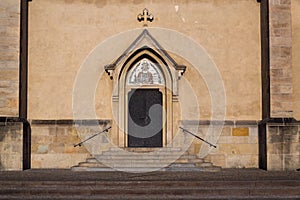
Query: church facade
0 0 299 171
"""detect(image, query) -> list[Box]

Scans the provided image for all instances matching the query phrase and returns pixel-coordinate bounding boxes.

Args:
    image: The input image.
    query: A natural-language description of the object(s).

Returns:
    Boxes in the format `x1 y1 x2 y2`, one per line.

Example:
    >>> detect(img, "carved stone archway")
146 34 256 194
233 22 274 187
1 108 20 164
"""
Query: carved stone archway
104 29 186 148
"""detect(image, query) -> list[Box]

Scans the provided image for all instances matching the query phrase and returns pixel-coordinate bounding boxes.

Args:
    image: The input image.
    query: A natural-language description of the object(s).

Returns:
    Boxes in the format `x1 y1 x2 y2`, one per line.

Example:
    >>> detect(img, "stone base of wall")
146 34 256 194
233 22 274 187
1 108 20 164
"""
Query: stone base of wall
267 122 300 171
29 120 300 170
0 122 22 170
31 120 110 169
31 120 259 169
181 121 259 169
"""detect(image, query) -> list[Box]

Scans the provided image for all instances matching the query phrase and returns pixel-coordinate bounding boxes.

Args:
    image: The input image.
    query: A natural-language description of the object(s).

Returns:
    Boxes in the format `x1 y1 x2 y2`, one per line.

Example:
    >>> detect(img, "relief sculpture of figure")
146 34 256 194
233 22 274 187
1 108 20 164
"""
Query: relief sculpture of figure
136 61 153 84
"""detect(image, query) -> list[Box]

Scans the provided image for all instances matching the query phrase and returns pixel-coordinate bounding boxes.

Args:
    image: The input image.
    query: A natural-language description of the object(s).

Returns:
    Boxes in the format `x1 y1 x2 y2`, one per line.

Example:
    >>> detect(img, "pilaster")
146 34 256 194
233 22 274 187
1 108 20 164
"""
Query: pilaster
269 0 293 117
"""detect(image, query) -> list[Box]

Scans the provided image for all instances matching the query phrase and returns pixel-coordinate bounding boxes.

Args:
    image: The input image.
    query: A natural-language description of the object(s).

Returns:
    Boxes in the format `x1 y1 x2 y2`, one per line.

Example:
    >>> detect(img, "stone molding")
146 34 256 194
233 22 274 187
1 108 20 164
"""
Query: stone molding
30 119 111 126
181 120 260 126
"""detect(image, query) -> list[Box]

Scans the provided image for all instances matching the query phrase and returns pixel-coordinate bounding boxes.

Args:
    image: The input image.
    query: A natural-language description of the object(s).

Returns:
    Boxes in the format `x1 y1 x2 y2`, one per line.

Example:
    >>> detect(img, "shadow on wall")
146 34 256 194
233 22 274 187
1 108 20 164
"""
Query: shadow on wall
0 128 6 170
0 159 3 170
0 131 5 141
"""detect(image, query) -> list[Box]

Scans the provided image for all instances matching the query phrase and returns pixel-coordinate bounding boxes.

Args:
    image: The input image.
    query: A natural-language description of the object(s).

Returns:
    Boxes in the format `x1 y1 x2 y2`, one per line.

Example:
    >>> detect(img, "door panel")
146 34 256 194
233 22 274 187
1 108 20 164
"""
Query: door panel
128 89 162 147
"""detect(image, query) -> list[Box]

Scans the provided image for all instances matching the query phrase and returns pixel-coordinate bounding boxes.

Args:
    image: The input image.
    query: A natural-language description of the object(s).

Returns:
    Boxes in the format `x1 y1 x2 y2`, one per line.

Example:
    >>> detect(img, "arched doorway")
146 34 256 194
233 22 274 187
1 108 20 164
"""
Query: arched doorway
118 52 172 148
125 58 165 147
105 30 186 148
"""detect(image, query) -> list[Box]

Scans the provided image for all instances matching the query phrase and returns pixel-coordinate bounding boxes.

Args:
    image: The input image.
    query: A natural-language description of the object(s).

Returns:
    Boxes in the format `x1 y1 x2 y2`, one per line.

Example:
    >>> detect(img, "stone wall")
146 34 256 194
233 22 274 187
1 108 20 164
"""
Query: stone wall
208 126 258 168
269 0 293 118
266 0 300 171
292 0 300 120
0 122 22 170
182 121 258 168
267 122 300 170
30 119 259 169
0 0 20 116
31 120 110 168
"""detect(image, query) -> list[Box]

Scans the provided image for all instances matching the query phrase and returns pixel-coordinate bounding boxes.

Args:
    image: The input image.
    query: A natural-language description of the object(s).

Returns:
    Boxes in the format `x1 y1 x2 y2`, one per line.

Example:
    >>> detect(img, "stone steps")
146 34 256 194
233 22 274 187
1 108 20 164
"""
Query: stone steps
1 188 299 197
110 147 182 152
1 180 299 188
0 178 298 199
71 147 220 172
91 154 201 160
101 151 185 156
84 158 205 165
0 169 299 199
1 195 299 200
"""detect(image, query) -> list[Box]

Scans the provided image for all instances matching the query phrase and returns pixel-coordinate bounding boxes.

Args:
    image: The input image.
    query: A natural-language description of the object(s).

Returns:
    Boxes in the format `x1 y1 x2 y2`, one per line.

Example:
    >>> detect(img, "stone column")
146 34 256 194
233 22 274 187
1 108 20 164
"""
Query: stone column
269 0 293 118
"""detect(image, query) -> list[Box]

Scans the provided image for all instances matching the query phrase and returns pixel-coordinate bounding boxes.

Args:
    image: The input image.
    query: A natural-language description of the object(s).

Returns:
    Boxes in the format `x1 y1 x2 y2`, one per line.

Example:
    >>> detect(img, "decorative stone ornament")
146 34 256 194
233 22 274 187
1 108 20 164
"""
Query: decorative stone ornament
104 29 186 83
128 58 164 85
104 64 115 80
137 8 154 25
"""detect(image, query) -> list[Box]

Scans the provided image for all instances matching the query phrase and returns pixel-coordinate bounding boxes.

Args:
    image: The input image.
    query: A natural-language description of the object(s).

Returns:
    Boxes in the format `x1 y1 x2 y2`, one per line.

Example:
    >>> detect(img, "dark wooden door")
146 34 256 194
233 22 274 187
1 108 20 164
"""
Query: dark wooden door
128 89 162 147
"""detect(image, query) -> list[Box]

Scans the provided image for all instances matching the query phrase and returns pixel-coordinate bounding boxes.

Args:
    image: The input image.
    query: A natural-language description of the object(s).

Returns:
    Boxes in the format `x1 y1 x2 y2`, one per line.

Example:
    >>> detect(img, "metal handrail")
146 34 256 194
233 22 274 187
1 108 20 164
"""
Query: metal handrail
179 126 217 148
74 126 111 147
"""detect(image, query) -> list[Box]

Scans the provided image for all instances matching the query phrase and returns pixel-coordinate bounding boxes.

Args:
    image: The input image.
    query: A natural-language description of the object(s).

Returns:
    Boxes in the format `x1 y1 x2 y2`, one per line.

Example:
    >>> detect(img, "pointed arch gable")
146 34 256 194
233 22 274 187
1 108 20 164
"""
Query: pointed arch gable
104 29 186 83
117 47 174 95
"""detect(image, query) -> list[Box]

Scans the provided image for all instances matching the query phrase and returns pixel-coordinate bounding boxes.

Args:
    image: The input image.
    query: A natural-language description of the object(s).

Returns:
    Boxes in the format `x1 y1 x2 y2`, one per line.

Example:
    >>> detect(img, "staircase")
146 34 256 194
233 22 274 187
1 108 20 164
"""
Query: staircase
0 169 299 199
71 147 221 172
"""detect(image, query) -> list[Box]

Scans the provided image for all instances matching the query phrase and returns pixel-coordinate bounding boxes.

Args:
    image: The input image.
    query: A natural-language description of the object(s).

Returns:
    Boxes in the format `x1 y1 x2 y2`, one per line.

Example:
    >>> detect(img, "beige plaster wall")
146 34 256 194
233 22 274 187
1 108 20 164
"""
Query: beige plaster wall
28 0 261 120
292 0 300 120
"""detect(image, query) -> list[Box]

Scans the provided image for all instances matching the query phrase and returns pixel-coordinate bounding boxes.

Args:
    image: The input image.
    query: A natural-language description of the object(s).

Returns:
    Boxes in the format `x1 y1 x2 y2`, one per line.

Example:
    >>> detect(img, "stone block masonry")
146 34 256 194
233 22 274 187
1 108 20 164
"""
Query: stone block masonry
0 0 20 117
267 122 300 170
269 0 293 118
182 121 259 169
0 122 22 170
206 125 258 168
30 120 111 169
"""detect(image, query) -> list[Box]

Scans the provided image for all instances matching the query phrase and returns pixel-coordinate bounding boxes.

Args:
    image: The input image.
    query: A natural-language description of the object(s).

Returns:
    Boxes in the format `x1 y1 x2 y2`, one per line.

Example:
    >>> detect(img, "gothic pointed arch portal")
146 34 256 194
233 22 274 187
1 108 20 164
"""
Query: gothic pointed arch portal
118 50 173 148
126 58 164 147
105 29 186 148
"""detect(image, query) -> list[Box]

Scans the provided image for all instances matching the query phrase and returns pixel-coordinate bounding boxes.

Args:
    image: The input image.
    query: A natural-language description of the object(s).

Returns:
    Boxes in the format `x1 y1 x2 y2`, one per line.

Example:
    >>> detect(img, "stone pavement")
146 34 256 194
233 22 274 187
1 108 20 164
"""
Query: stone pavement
0 168 299 199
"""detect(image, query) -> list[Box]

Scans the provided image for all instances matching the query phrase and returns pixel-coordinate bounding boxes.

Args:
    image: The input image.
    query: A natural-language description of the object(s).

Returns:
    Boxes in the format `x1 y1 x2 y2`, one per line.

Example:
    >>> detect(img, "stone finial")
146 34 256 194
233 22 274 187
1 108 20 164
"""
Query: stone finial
137 8 154 26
